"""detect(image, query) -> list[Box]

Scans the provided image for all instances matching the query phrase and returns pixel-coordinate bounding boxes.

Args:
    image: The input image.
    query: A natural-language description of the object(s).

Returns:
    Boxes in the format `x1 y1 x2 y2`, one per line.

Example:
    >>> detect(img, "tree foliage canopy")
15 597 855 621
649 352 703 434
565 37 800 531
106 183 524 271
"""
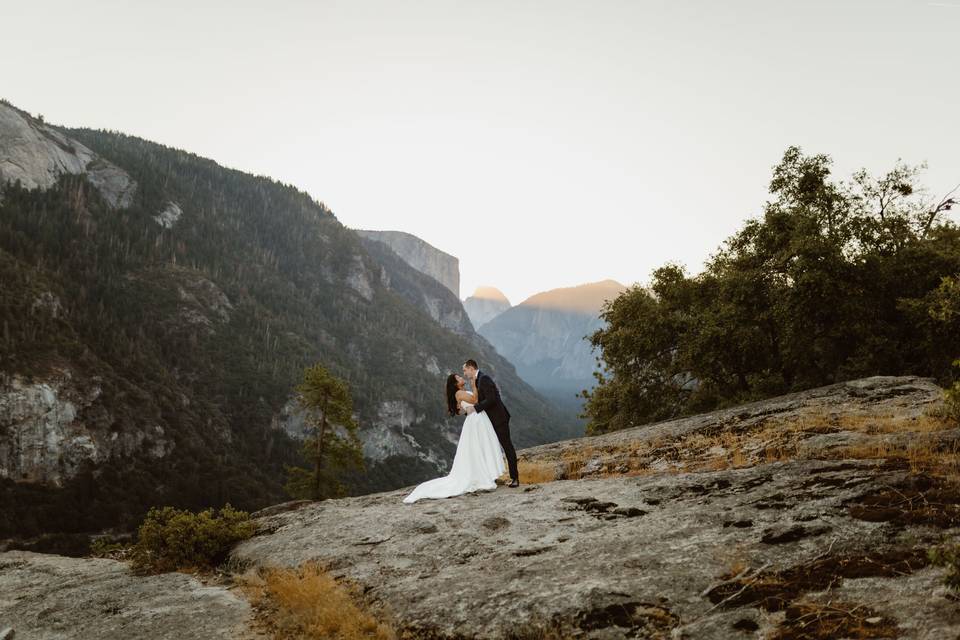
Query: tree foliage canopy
583 147 960 434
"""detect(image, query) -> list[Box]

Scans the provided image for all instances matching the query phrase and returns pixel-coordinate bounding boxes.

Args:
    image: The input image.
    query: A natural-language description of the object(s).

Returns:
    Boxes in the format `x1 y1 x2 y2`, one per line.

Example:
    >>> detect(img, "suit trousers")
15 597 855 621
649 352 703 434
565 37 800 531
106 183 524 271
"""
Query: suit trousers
491 419 519 481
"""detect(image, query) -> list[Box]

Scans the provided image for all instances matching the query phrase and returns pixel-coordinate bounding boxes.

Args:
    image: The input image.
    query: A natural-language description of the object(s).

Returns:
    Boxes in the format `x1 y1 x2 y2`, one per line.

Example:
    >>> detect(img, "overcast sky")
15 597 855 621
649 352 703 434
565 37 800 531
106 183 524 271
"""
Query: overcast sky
3 0 957 303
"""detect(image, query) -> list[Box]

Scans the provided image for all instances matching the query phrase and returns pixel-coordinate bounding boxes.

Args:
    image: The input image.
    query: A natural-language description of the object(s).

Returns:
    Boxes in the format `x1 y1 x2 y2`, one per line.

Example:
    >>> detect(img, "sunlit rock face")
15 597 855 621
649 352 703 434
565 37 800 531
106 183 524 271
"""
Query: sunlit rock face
354 230 459 297
463 286 511 331
0 102 136 208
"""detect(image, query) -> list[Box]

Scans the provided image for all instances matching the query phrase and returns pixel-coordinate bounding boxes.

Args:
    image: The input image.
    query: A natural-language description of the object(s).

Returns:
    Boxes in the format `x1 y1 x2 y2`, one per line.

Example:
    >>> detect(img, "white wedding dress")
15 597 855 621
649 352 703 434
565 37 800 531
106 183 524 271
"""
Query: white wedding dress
402 399 507 504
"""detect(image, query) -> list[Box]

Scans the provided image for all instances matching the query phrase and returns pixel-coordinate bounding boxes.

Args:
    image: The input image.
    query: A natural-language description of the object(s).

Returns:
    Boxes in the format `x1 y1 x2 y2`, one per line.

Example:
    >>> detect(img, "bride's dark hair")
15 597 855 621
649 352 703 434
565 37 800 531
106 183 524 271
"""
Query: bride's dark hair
445 373 461 416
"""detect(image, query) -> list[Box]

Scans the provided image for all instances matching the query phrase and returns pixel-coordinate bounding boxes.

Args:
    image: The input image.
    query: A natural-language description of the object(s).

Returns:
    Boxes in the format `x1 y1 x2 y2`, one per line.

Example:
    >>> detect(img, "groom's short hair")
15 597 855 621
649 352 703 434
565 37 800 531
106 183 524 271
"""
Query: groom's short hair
463 359 479 370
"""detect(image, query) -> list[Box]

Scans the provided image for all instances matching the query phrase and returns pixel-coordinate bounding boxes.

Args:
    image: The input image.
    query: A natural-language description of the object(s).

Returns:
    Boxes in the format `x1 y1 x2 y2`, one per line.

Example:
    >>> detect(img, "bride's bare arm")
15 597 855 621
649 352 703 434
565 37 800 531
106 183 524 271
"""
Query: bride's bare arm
455 389 476 403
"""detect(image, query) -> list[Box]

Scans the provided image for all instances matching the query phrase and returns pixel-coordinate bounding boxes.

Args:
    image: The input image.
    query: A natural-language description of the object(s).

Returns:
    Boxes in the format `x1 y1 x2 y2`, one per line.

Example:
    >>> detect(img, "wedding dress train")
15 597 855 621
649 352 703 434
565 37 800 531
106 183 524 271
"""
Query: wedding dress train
402 400 507 503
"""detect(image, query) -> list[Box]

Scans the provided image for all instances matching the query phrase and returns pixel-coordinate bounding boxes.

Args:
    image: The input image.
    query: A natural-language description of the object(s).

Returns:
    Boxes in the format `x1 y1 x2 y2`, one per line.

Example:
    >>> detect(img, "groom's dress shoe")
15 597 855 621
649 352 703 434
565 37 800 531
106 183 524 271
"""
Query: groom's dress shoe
507 479 520 488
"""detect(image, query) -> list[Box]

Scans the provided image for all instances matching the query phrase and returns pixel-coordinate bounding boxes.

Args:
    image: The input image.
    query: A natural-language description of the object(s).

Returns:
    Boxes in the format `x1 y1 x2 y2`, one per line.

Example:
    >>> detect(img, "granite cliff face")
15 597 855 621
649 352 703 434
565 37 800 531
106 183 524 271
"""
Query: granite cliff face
479 280 627 396
0 370 171 487
0 101 135 208
4 376 958 639
463 286 511 331
358 235 473 336
355 230 460 298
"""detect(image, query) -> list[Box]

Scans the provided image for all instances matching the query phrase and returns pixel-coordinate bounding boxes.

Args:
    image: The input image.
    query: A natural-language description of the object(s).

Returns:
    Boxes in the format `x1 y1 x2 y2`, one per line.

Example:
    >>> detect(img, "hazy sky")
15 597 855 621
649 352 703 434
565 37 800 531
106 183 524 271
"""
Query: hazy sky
4 0 958 303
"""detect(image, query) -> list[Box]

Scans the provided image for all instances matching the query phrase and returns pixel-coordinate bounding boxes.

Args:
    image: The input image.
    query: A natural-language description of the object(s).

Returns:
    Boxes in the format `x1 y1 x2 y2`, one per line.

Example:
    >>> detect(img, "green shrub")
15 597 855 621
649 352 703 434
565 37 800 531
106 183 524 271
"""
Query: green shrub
929 541 960 591
131 504 255 574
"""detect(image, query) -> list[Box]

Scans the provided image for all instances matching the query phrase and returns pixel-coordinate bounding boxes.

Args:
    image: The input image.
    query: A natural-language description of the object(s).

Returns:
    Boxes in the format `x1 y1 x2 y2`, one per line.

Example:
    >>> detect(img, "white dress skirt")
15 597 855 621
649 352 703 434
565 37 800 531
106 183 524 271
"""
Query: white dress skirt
402 400 507 503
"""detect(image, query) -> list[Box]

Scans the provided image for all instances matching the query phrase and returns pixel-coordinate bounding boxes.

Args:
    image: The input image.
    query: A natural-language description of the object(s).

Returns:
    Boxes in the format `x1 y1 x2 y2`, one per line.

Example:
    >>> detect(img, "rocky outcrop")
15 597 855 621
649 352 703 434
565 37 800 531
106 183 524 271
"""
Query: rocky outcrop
153 201 182 229
123 265 235 337
235 462 959 639
270 397 309 441
521 375 944 467
479 280 626 395
272 394 459 481
346 252 375 301
0 551 262 639
355 230 460 297
0 369 172 486
360 399 456 471
463 286 511 330
230 376 960 639
0 102 136 208
272 396 455 471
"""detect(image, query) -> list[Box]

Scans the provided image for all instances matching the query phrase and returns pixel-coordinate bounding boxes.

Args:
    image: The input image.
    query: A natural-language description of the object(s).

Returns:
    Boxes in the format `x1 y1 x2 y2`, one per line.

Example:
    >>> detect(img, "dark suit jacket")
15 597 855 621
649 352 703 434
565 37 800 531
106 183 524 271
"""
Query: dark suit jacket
473 370 511 427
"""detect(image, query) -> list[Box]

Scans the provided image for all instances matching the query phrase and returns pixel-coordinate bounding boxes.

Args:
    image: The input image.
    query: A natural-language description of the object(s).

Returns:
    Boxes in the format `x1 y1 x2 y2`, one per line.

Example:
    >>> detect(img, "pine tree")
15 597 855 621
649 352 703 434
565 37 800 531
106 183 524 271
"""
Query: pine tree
284 363 364 500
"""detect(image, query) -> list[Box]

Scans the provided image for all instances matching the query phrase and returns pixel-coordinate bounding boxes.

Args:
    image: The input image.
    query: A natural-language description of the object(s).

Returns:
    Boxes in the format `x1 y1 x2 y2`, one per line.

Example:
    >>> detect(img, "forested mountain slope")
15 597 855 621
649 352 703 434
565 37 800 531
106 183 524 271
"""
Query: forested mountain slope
0 101 575 537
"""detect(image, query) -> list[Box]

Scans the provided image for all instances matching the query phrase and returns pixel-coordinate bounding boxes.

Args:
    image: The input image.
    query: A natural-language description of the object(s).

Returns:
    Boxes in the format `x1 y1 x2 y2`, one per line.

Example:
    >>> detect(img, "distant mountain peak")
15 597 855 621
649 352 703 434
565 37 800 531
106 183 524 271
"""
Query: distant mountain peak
519 280 627 314
469 286 510 304
463 286 511 331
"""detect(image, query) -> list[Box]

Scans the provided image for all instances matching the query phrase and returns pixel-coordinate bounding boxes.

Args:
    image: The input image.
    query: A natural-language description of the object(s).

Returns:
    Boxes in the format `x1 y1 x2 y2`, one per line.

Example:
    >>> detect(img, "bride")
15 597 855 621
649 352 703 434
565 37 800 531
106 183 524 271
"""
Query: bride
402 373 506 504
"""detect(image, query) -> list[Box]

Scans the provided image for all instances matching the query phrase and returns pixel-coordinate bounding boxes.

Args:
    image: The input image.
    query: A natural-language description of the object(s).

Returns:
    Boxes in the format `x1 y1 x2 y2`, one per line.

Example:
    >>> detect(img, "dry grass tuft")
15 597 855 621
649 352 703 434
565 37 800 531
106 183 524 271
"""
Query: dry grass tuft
241 562 396 640
907 440 960 480
771 599 899 640
834 437 960 483
517 406 958 483
560 445 597 478
516 459 559 484
771 600 899 640
797 411 953 435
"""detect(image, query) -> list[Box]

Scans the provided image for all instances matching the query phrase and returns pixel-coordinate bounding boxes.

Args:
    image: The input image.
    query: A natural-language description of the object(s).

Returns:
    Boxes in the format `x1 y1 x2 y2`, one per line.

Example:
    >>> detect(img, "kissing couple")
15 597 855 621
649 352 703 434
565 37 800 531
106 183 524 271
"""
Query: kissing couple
403 359 520 504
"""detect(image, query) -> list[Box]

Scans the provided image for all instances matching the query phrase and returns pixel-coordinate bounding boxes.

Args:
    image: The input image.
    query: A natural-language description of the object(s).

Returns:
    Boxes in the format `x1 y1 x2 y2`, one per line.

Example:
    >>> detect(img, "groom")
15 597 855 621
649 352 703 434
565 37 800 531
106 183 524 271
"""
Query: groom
462 359 520 487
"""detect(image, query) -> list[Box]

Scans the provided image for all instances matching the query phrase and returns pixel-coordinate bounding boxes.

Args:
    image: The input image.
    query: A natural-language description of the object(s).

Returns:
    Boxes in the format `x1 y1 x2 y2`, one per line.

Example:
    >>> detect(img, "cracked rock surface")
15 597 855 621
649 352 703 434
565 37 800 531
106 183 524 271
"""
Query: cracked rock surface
233 458 960 638
232 377 960 638
0 551 262 640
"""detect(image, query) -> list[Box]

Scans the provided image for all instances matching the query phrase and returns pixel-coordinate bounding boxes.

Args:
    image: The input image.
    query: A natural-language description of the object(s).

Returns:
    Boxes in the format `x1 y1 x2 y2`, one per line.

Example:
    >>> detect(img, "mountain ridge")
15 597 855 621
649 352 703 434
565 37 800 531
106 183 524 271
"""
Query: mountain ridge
517 278 626 312
0 100 576 537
